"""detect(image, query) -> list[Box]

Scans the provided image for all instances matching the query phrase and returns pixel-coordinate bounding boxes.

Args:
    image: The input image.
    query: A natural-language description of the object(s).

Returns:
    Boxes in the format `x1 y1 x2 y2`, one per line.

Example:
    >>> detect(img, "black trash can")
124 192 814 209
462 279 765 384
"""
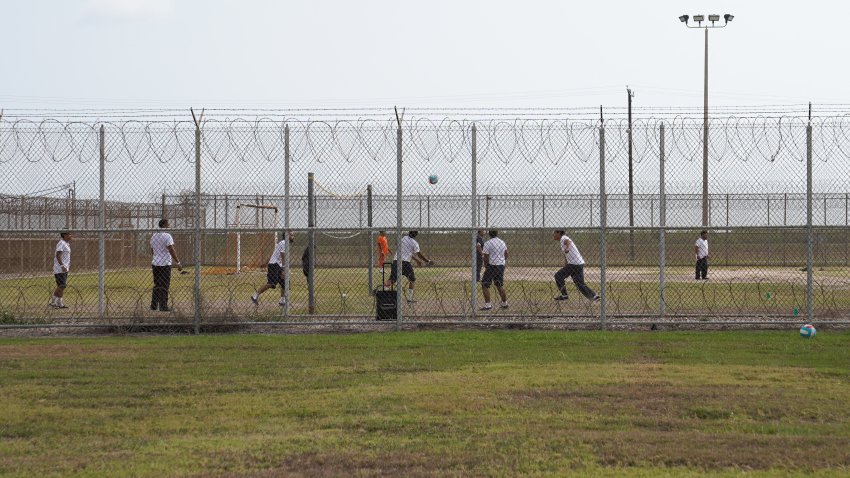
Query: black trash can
375 262 397 321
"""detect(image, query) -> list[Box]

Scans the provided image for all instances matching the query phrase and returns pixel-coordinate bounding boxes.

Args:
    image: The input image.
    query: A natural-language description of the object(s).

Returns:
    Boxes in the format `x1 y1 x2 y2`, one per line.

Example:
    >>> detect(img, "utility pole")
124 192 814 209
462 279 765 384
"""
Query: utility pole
626 86 635 261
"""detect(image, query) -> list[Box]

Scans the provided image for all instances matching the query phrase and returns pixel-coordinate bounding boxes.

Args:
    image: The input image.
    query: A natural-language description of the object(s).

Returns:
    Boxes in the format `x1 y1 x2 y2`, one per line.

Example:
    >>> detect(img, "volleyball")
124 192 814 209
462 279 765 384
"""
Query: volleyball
799 323 816 338
428 175 438 185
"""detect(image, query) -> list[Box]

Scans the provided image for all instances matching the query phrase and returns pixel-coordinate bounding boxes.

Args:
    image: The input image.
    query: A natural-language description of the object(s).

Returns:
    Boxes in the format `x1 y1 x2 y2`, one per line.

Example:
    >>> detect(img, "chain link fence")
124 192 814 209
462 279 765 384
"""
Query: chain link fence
2 110 849 330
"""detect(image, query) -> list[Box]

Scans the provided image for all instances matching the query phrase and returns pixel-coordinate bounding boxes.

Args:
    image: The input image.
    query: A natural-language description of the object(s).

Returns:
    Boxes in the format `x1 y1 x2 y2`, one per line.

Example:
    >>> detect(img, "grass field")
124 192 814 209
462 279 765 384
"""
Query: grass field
2 265 849 323
2 331 849 476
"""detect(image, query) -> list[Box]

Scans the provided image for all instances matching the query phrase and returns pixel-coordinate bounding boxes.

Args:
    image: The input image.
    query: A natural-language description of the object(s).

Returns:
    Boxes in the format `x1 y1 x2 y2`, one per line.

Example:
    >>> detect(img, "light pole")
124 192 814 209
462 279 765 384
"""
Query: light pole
679 13 733 227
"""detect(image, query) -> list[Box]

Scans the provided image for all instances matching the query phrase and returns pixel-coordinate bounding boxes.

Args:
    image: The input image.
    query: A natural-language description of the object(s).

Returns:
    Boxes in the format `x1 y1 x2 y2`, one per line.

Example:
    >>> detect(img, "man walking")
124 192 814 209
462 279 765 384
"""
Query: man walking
694 230 709 280
50 231 72 308
479 230 508 310
385 230 432 303
553 230 600 302
252 232 295 306
150 219 182 312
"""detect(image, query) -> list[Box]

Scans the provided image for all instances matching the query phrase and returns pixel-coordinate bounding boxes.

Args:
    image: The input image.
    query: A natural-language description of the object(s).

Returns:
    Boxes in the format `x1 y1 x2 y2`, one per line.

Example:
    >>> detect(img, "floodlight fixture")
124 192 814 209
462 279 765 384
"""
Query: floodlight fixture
724 14 734 23
679 14 689 23
708 14 720 23
693 14 705 23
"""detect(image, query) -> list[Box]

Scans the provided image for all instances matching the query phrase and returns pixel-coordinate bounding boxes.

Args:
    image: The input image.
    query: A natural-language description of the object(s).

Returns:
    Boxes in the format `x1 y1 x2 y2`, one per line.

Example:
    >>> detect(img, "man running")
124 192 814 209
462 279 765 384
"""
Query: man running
553 230 600 302
251 232 295 306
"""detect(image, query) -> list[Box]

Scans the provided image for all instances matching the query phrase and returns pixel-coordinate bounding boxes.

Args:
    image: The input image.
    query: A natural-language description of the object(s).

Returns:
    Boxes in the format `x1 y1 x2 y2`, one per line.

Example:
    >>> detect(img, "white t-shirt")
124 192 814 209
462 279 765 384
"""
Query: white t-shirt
560 235 585 265
150 232 175 266
394 235 420 262
695 238 709 259
482 237 507 266
268 239 289 265
53 239 71 274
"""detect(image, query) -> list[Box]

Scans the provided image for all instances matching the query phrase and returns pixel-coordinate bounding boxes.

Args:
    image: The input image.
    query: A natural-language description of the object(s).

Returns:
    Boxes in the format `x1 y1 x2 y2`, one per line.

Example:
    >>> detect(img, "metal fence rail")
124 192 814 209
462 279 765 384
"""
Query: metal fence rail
2 111 849 330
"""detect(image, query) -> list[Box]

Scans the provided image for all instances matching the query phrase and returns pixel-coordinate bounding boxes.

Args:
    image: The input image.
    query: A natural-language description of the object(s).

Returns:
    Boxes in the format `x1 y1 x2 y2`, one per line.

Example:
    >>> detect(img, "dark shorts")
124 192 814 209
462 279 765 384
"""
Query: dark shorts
481 265 505 287
389 261 415 282
266 263 284 287
54 273 68 288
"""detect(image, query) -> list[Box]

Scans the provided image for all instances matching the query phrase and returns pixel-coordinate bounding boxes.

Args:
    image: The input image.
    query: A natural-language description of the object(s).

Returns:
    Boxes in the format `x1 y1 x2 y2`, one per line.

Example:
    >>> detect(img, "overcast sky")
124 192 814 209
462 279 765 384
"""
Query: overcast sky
1 0 848 112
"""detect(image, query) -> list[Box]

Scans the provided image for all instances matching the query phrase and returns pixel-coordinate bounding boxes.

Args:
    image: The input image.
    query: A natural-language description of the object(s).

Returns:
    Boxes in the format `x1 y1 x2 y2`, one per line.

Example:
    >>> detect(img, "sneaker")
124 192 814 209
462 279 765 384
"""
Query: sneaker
592 295 601 302
554 295 569 301
479 305 493 311
500 303 509 309
58 303 68 309
250 295 258 305
158 307 171 312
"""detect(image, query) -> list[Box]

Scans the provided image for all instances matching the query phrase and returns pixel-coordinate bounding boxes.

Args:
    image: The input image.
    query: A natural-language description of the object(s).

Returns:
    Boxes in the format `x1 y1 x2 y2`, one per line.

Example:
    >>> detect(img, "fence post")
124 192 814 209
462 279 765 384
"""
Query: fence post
367 184 374 294
395 123 403 327
98 125 106 320
784 193 788 226
599 123 607 327
659 123 666 318
806 123 814 323
470 124 478 320
485 195 490 227
283 125 291 319
193 122 202 334
307 172 316 314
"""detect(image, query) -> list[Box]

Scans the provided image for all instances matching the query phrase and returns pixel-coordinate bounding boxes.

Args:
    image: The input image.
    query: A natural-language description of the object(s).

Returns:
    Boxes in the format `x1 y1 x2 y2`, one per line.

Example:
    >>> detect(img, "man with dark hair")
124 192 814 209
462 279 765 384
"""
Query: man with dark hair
480 230 508 310
252 232 295 306
385 230 432 303
150 219 182 312
50 231 72 308
553 230 600 302
694 230 709 280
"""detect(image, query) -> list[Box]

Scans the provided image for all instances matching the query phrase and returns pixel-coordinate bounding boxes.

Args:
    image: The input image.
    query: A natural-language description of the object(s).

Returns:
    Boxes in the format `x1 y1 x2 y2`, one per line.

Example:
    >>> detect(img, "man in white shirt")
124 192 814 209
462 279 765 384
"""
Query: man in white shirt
694 230 709 280
553 230 600 302
252 232 295 306
150 219 182 312
480 230 508 310
50 232 72 308
385 231 432 303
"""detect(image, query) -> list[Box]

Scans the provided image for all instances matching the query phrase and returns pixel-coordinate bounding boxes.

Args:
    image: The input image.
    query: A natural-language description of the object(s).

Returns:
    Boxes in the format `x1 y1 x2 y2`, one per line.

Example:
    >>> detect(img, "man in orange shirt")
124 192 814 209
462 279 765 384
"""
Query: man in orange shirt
376 231 390 268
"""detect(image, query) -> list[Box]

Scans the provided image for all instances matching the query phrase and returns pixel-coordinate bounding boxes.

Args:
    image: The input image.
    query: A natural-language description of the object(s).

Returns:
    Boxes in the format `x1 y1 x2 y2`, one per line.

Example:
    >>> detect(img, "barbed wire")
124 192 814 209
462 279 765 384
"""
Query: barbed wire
3 115 850 167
